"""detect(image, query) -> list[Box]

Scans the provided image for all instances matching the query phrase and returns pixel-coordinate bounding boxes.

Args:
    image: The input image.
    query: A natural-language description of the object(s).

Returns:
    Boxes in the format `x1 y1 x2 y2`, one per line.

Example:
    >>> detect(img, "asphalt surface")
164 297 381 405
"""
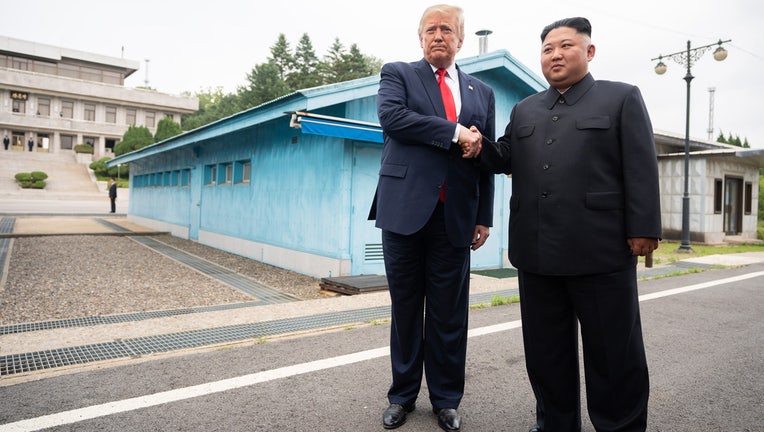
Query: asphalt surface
0 263 762 431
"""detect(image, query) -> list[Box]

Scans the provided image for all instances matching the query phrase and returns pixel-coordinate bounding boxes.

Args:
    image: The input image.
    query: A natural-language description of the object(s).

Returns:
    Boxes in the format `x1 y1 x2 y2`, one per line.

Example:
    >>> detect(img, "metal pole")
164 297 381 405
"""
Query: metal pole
678 40 694 252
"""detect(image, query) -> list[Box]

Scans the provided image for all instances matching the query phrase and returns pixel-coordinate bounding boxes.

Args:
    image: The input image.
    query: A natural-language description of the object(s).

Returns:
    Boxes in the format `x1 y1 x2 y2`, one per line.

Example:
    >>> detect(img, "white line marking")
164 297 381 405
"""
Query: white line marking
637 271 764 301
2 270 761 431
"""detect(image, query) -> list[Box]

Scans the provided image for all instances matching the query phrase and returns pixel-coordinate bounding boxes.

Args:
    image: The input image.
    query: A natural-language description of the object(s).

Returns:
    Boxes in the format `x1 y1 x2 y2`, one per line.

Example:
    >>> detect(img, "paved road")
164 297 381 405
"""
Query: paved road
1 263 762 432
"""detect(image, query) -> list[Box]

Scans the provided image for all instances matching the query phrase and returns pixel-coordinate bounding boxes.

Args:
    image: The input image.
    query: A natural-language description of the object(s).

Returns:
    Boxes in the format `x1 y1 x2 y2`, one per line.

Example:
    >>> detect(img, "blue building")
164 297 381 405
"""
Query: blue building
108 50 546 278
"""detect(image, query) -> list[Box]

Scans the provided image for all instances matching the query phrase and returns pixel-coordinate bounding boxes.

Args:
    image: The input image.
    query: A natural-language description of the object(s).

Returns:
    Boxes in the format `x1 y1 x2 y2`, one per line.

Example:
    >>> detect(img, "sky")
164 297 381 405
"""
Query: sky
3 0 763 148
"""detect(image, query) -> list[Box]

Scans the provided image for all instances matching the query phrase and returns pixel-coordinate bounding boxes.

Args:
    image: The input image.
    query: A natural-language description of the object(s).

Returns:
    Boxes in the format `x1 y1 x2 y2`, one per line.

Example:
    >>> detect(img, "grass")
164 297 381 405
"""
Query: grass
642 240 764 266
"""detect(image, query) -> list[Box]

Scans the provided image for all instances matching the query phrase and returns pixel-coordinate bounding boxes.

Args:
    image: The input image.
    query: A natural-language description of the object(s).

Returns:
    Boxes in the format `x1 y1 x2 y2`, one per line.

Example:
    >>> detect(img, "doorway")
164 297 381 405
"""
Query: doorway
723 176 743 235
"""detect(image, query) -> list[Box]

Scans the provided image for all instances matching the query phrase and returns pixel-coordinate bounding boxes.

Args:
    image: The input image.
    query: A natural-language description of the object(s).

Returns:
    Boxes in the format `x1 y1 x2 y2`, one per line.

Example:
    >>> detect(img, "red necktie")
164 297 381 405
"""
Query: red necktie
436 68 457 121
436 68 456 202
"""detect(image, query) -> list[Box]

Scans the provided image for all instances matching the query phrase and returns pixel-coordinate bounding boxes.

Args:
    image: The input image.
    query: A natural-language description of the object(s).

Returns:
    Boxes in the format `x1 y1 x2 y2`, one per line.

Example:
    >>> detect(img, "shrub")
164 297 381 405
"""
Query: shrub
74 144 94 154
30 171 48 181
15 171 48 189
14 173 32 182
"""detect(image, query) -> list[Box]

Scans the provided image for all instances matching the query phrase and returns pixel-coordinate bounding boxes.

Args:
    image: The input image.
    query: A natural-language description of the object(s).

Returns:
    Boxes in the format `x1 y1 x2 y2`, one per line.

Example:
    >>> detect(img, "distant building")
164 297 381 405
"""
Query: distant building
654 131 763 244
0 36 197 158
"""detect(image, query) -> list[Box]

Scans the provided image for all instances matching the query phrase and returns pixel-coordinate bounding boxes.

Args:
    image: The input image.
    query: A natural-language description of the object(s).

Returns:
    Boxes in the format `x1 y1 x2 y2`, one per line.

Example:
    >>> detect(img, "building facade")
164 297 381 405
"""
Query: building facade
0 36 197 158
655 131 763 244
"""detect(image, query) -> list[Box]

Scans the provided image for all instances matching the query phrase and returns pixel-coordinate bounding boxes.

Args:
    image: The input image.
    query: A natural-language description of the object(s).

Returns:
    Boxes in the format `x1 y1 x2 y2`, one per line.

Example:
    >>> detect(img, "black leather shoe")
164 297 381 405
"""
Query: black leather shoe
528 424 542 432
383 403 415 429
433 408 461 431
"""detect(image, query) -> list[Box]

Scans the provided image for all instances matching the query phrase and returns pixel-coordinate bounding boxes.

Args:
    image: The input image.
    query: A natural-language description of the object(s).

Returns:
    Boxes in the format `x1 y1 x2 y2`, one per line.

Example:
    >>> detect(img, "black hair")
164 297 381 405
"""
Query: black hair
540 17 591 42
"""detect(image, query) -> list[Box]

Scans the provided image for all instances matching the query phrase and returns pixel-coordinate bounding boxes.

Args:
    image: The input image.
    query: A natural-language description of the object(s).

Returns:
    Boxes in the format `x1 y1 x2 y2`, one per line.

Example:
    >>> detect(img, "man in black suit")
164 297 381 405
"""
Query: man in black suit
474 17 661 432
108 178 117 213
369 4 495 431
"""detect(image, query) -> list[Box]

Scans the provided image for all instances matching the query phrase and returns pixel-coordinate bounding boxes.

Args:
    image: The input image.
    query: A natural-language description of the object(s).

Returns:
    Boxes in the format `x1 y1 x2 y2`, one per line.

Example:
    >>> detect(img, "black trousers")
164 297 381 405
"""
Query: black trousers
382 203 471 410
110 197 116 213
518 267 649 432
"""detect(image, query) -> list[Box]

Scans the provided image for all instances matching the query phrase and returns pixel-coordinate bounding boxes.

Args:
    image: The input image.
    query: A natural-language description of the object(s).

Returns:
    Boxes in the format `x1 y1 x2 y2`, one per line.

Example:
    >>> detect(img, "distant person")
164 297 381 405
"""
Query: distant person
472 17 661 432
3 135 9 150
108 178 117 213
369 4 495 431
27 137 34 152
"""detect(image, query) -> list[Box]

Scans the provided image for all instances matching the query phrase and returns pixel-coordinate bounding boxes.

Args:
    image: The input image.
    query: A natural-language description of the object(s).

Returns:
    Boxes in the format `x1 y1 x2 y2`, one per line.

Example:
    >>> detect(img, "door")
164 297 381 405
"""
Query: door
189 166 202 240
349 143 385 275
723 177 743 235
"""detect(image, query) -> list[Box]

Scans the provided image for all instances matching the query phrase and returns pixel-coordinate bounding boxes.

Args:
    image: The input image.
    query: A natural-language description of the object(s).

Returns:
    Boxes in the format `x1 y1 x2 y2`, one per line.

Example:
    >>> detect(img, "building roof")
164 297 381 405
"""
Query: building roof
0 35 139 76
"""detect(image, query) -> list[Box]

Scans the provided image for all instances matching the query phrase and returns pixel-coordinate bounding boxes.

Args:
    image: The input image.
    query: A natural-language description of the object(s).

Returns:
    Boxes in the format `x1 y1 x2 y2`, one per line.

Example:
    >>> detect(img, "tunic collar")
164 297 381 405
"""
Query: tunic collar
544 72 595 109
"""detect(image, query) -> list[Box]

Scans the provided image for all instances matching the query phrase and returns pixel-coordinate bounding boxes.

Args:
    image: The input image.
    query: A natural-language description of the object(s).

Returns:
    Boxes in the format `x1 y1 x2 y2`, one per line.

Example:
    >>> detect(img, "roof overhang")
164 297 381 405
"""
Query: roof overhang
289 111 383 143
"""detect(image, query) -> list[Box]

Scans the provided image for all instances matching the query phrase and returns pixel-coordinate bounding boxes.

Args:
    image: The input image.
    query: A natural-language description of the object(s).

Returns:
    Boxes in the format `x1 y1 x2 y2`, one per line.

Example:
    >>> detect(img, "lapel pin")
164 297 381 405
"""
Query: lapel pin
468 85 474 91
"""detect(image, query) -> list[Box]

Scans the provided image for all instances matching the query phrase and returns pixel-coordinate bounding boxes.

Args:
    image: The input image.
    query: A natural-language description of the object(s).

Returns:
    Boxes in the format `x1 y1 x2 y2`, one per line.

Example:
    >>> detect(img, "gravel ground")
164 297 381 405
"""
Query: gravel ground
0 234 325 325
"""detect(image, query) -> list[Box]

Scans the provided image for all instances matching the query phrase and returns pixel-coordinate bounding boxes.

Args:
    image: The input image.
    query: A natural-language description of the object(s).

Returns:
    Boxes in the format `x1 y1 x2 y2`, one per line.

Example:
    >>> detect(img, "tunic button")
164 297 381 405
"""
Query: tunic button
552 115 559 121
546 139 554 145
543 164 549 170
541 192 548 198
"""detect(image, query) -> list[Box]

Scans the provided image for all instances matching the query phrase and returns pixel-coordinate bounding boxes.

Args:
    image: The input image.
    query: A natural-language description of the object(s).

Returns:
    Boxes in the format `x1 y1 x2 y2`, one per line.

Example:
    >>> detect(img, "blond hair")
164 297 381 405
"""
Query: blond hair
418 4 465 41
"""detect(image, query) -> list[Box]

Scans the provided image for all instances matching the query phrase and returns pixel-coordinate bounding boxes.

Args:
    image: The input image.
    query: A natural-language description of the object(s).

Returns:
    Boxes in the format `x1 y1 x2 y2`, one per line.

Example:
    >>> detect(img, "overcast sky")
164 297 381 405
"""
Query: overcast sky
4 0 762 148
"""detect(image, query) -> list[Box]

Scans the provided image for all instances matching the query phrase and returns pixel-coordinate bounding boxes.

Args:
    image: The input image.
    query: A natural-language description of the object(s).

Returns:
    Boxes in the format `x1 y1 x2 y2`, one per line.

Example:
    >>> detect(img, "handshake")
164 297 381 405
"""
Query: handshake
457 125 483 159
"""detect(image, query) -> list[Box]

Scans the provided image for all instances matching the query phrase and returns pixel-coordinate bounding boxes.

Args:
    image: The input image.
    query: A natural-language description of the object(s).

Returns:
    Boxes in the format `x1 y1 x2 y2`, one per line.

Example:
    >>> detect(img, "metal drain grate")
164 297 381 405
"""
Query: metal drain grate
130 236 299 303
0 301 262 335
0 289 520 376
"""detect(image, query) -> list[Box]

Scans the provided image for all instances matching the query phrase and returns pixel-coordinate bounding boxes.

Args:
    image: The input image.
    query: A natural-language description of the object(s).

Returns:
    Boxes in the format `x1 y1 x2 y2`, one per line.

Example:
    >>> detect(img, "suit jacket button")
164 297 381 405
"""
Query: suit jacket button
541 192 548 198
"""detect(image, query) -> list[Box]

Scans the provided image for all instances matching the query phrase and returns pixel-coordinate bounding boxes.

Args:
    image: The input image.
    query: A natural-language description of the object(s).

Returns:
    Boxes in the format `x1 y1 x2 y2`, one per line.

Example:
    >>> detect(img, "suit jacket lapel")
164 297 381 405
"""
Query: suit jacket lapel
416 59 448 119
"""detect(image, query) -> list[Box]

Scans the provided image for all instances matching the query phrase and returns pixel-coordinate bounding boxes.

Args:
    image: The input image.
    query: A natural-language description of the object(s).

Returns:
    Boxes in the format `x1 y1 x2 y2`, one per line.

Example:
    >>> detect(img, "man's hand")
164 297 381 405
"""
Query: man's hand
471 225 490 250
627 238 659 256
457 125 482 158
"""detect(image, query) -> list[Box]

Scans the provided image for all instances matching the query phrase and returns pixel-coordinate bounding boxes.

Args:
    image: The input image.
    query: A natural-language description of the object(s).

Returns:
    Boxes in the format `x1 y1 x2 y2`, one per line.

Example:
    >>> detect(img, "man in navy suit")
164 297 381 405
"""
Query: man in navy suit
370 4 495 431
474 17 661 432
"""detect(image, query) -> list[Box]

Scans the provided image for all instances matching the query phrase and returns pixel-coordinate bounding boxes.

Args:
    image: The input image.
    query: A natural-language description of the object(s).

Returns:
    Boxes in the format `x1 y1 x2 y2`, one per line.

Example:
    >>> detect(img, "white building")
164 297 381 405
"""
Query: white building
655 131 764 244
0 36 197 158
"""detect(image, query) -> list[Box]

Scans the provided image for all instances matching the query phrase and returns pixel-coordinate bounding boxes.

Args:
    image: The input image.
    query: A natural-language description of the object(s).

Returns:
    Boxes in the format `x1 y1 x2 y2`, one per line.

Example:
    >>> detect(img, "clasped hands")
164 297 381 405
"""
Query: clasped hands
457 125 483 158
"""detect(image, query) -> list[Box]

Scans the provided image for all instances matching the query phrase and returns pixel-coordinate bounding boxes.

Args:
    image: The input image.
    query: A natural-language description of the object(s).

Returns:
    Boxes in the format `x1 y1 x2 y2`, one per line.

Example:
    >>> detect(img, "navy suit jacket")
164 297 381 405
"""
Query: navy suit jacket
480 73 662 275
370 59 495 247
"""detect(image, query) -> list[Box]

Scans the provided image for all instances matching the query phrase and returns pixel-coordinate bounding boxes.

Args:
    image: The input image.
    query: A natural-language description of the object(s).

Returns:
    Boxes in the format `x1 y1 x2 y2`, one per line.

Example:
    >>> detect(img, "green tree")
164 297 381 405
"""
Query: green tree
239 62 292 110
114 125 154 156
182 87 241 131
288 33 322 90
269 34 294 81
154 117 182 142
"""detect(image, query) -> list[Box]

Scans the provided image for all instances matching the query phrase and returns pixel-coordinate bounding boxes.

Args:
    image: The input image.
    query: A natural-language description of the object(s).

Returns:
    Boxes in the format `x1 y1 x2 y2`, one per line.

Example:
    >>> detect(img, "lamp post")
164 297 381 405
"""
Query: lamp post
652 39 730 252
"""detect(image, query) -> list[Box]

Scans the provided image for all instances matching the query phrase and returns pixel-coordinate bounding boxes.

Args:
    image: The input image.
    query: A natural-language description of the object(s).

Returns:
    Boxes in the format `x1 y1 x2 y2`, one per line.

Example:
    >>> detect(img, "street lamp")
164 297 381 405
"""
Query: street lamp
651 38 730 252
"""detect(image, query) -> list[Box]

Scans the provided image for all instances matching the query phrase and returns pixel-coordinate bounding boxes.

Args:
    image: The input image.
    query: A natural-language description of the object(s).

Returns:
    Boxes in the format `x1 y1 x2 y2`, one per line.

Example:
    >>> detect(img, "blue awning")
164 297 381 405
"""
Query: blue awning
290 112 383 143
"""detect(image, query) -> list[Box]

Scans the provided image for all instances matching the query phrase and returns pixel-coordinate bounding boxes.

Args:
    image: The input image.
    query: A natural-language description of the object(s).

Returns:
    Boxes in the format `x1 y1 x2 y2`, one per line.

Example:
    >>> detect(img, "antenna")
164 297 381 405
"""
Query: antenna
707 87 716 141
475 29 493 54
144 59 150 87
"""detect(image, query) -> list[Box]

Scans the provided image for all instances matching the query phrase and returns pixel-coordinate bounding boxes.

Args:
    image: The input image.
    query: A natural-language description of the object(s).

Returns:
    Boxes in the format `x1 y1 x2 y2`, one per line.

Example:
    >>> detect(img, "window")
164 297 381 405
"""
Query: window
105 106 117 123
205 165 217 185
217 163 232 185
145 111 155 128
37 98 51 116
61 100 74 118
84 103 96 121
744 182 753 215
171 170 180 187
12 99 25 113
713 179 723 214
234 160 251 184
84 136 97 146
60 135 74 150
11 57 29 70
126 108 136 125
180 169 190 186
58 63 79 79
